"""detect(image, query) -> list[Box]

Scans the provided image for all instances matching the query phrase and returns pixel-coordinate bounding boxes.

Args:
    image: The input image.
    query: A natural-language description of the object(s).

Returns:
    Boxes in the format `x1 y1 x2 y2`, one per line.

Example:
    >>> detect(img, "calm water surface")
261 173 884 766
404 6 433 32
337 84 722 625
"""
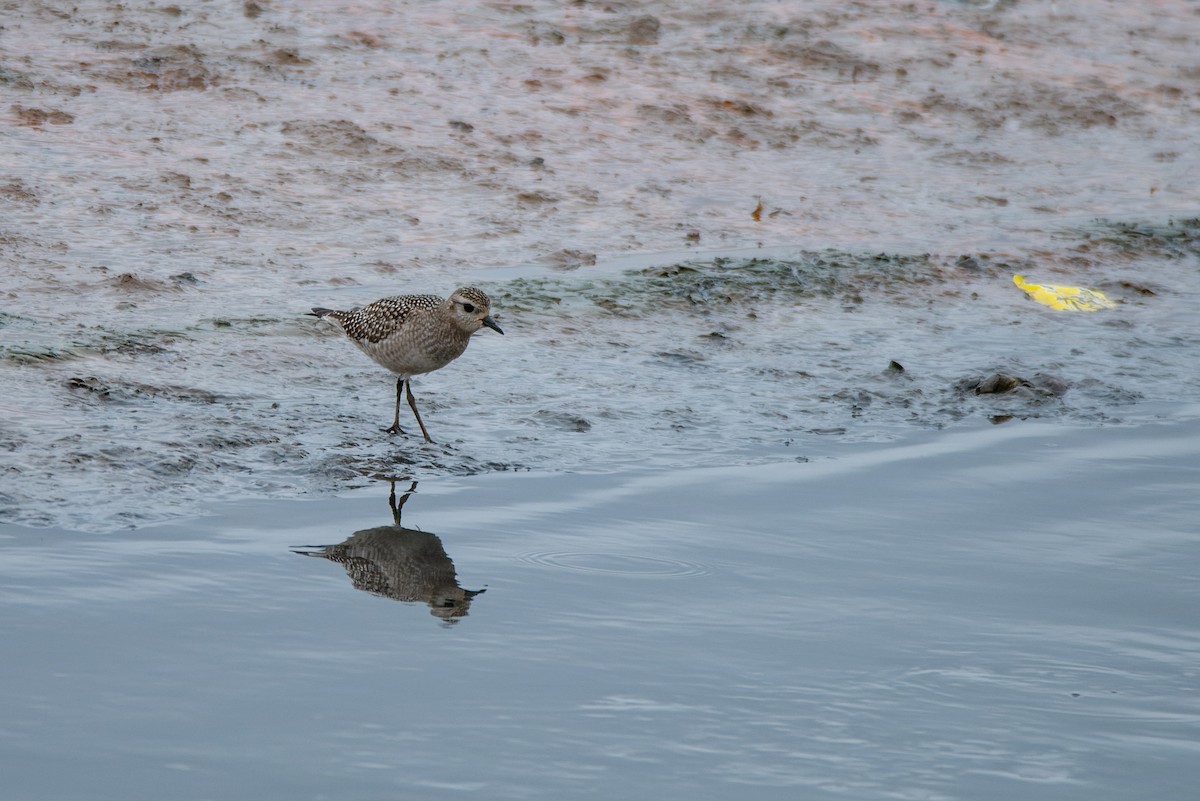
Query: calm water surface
3 416 1198 800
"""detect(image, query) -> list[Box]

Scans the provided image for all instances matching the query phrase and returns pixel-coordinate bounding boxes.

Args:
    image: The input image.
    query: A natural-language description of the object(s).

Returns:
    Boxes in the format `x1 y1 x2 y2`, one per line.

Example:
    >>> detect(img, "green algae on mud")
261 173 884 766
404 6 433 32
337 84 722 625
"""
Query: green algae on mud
0 310 191 365
499 217 1200 318
1063 217 1200 264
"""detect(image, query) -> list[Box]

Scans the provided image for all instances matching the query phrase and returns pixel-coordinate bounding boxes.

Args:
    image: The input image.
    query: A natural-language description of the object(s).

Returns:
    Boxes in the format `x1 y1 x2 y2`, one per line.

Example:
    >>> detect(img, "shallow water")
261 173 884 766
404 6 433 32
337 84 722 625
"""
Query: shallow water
3 418 1199 800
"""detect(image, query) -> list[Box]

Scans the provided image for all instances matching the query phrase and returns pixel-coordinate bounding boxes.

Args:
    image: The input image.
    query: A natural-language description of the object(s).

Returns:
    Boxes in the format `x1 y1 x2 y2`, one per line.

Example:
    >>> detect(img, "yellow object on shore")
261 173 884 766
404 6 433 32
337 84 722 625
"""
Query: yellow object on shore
1013 274 1115 312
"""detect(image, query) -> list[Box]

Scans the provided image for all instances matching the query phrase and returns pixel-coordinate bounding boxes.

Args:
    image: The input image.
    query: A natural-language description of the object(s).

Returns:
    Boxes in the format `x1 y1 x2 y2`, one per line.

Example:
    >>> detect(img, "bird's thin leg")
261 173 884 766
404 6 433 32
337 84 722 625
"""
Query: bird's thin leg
385 376 405 435
387 479 398 523
391 479 420 522
405 379 435 444
390 480 418 526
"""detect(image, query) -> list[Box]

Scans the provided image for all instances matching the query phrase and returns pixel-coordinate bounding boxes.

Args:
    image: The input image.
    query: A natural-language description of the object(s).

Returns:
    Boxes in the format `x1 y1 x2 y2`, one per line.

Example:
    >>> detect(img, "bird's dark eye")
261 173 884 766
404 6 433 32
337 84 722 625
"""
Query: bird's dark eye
462 303 475 313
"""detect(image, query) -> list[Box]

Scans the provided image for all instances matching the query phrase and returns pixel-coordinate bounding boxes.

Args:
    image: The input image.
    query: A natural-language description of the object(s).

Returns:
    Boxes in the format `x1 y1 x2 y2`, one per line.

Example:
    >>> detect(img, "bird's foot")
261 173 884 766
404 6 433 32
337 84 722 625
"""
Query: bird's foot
384 423 405 436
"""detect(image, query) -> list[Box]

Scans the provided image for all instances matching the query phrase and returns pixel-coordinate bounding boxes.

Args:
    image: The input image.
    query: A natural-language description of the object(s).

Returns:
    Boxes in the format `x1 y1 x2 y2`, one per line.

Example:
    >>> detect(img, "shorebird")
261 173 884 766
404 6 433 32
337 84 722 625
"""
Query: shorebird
309 287 503 442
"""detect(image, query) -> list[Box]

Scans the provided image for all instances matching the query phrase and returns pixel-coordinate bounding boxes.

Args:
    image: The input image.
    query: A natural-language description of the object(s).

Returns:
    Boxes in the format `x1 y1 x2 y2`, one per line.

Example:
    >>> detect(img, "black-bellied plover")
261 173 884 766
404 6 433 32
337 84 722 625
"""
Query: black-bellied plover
309 287 503 442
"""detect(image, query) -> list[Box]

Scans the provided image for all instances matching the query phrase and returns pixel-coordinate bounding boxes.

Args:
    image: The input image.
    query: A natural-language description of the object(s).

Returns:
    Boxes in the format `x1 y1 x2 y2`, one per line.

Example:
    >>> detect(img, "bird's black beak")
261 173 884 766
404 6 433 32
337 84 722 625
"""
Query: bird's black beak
482 316 504 335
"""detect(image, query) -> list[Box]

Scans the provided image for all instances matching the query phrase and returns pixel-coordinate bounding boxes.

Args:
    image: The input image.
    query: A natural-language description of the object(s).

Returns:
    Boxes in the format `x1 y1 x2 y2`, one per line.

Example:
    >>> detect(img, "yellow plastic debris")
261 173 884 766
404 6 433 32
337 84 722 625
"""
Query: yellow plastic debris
1013 274 1115 312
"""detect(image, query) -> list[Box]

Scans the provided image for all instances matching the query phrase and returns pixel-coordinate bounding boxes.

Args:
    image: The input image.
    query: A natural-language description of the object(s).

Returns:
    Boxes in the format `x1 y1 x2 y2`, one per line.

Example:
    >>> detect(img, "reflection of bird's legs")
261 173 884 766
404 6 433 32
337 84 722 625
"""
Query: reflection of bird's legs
385 377 405 435
405 379 435 444
388 480 419 526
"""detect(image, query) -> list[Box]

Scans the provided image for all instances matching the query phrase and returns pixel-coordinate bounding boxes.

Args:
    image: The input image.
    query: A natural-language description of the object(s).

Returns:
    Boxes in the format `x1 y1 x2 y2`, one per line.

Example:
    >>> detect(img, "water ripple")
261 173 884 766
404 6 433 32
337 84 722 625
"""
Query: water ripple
516 550 713 578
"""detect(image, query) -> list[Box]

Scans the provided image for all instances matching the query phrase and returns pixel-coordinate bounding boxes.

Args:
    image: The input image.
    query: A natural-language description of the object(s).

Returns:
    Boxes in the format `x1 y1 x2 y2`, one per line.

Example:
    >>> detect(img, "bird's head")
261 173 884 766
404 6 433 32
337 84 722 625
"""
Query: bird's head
449 287 504 335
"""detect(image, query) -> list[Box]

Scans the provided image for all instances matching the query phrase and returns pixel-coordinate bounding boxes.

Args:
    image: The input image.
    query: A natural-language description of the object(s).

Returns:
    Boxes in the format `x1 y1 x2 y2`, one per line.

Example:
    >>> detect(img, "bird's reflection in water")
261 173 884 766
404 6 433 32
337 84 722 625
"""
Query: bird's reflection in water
293 481 485 624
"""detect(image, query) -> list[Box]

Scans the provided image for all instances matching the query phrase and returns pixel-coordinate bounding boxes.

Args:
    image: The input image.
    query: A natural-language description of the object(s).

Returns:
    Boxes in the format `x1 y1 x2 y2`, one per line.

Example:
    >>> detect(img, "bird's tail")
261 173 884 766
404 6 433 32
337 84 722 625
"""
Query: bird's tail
308 307 337 318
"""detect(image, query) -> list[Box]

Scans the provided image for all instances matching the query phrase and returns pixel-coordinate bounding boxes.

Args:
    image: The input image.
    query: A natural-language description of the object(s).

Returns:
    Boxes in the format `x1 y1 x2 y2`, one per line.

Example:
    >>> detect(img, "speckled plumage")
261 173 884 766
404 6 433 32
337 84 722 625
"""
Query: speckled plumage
310 286 503 442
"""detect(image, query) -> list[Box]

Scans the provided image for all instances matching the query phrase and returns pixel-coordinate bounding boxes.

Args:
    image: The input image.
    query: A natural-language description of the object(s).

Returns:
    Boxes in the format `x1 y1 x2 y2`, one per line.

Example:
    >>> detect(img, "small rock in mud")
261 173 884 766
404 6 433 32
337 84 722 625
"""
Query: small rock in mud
960 372 1069 397
974 373 1024 394
1114 280 1158 297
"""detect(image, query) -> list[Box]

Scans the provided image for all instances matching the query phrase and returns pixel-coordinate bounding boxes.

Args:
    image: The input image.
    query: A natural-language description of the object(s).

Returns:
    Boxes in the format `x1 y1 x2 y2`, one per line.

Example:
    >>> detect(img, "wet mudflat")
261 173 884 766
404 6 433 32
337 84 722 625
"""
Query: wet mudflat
3 0 1200 527
4 224 1199 530
3 1 1200 798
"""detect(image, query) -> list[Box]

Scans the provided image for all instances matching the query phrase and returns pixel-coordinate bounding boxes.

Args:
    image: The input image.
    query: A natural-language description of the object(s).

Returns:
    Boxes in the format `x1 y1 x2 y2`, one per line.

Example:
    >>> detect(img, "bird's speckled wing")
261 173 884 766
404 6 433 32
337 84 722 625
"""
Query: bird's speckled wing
329 294 442 343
